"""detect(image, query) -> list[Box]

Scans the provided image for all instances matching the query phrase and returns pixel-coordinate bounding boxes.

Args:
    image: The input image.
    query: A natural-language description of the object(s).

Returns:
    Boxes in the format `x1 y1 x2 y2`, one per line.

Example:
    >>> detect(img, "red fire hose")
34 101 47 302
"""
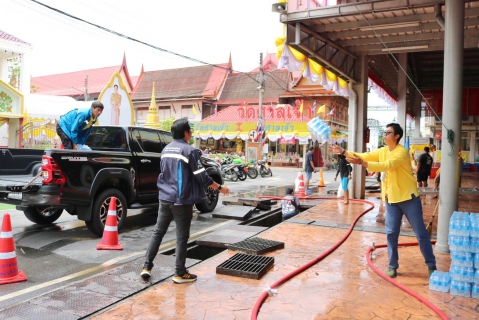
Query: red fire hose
251 197 448 320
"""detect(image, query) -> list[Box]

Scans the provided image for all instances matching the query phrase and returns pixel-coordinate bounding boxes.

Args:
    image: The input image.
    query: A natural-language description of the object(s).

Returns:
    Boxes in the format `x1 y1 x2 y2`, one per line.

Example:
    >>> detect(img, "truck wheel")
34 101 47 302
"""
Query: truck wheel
23 207 63 224
86 189 127 236
195 186 219 213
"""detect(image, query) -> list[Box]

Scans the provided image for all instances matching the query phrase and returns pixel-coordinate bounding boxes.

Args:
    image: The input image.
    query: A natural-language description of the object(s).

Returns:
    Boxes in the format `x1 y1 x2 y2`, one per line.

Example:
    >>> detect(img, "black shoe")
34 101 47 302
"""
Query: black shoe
428 266 437 278
172 272 197 283
140 269 151 281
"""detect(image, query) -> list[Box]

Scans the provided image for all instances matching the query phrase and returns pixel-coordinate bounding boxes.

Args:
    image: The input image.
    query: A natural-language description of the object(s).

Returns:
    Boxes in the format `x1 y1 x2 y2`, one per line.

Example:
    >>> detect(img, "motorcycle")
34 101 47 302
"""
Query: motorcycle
258 160 273 177
245 160 258 179
220 157 238 182
234 163 248 181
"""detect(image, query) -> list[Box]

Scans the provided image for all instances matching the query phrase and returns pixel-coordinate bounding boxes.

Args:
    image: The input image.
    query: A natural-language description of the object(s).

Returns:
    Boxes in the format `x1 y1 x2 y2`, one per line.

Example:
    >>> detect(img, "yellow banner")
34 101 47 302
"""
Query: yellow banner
195 122 309 134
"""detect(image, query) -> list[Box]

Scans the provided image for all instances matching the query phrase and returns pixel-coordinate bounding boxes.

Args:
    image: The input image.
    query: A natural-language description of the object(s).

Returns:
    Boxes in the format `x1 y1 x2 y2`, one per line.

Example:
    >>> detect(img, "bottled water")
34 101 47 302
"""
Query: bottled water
451 251 473 267
429 271 451 293
475 269 479 283
461 212 471 237
470 213 479 238
473 283 479 299
450 280 471 297
429 270 438 291
475 254 479 269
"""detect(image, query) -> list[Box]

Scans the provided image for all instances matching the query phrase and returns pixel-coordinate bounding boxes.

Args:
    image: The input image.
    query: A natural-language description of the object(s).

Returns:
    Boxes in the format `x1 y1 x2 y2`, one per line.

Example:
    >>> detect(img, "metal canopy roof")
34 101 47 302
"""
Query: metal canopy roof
278 0 479 116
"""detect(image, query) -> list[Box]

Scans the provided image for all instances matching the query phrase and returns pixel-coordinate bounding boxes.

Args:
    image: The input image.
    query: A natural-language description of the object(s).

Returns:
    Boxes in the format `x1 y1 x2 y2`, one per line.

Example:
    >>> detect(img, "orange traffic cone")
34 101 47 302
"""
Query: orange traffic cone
97 197 123 250
0 213 27 285
297 173 306 197
318 169 325 187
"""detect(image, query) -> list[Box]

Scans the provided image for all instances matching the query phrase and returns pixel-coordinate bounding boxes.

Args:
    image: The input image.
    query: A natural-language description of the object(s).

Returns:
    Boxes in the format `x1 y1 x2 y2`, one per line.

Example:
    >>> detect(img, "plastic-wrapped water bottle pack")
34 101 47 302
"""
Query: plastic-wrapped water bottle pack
306 118 331 142
437 211 479 297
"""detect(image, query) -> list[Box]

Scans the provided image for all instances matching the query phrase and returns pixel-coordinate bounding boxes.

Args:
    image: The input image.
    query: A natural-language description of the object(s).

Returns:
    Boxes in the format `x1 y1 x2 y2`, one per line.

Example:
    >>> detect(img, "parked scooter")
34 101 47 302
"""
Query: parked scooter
234 162 248 181
258 159 273 177
220 157 238 182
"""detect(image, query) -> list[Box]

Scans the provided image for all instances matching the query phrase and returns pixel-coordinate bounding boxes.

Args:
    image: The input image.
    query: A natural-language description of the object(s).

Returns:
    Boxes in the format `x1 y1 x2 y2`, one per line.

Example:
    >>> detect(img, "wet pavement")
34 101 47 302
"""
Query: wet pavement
88 173 479 320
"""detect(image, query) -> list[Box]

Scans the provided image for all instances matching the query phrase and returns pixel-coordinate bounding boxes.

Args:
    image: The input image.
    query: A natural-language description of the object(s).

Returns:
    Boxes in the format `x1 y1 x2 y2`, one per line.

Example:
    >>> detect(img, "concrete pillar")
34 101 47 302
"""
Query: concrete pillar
0 51 8 81
19 51 31 95
8 119 19 148
350 54 368 199
470 132 476 163
436 0 465 253
414 93 422 137
397 53 407 135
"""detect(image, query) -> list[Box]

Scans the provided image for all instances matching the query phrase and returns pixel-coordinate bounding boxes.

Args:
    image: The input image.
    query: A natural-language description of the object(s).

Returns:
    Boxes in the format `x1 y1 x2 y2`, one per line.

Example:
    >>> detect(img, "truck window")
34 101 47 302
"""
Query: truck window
160 132 173 145
86 127 126 151
137 130 164 153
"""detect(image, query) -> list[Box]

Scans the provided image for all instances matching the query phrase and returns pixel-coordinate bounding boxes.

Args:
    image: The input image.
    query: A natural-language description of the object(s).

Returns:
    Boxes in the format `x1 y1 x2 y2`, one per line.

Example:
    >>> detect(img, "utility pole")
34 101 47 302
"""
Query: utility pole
84 75 89 101
258 53 265 151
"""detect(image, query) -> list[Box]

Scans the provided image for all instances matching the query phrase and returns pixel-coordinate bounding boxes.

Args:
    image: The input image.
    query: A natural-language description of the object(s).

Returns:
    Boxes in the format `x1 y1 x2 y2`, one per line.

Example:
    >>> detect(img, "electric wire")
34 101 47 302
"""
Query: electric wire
352 4 455 156
28 0 262 85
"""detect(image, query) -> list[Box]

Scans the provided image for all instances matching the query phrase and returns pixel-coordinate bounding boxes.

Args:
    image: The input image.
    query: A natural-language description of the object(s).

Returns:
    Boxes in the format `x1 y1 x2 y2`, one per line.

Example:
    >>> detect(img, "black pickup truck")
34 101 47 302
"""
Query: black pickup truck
0 126 223 236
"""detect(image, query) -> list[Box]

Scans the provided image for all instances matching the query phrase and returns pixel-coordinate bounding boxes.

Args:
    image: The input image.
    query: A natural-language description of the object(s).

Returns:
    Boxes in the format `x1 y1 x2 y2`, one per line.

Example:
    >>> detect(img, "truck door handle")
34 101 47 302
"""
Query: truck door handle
141 159 151 163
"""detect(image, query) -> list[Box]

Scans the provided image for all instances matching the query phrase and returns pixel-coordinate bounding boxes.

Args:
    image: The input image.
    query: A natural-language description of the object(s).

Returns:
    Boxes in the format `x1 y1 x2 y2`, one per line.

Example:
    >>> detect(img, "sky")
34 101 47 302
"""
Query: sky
1 0 283 76
0 0 395 118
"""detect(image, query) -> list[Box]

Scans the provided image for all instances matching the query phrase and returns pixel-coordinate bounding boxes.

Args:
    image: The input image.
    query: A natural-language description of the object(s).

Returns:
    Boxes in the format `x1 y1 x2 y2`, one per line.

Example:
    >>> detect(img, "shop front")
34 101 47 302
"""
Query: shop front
0 79 24 148
195 104 313 166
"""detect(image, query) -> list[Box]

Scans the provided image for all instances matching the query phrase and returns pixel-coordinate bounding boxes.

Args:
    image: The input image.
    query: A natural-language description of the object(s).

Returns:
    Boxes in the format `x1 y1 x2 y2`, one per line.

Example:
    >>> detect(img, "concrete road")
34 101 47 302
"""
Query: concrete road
0 166 343 310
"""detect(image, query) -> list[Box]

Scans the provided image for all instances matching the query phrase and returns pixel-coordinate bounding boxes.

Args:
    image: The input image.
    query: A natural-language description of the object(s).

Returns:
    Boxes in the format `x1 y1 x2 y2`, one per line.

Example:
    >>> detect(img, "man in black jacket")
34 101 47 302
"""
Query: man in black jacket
140 118 230 283
417 147 433 187
334 155 353 204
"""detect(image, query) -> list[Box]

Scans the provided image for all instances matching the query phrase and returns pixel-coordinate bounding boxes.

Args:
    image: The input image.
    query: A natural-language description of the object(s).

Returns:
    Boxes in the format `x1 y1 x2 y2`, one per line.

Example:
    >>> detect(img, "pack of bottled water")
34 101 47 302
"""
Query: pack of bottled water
450 280 471 297
472 283 479 299
306 118 331 142
429 271 451 292
446 211 479 297
449 263 475 282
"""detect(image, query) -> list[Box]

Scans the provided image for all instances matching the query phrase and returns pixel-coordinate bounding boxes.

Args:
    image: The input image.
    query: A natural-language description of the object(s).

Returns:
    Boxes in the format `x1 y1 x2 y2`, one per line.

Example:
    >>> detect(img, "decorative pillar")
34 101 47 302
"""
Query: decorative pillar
397 53 407 134
414 93 421 137
143 82 161 129
436 0 465 253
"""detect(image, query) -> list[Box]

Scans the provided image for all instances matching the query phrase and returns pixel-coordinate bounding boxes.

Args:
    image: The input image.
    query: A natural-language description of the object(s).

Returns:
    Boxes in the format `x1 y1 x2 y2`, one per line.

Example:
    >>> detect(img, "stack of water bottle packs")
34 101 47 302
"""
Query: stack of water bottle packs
307 118 331 142
429 211 479 297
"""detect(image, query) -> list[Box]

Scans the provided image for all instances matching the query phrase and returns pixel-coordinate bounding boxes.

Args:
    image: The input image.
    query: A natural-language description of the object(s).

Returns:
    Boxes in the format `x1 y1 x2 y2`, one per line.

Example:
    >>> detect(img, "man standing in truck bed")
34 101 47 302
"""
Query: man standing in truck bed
56 101 104 150
140 117 230 283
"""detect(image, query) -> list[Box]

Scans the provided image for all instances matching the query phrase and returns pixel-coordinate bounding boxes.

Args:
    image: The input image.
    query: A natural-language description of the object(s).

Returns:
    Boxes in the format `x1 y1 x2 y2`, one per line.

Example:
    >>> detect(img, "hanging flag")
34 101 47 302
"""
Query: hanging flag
192 104 197 115
299 99 304 114
317 104 326 114
327 107 335 116
311 101 317 114
215 104 218 116
261 131 267 146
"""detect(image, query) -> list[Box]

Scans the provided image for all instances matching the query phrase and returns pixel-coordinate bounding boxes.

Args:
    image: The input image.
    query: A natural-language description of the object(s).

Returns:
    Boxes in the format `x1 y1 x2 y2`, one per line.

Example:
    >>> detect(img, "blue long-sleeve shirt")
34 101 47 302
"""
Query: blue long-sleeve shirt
58 108 97 145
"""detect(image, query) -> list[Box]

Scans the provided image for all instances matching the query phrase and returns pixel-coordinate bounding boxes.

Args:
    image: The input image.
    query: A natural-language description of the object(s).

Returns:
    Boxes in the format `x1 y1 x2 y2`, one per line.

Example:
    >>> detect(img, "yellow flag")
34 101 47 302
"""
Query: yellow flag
299 100 303 114
192 105 197 115
317 104 325 114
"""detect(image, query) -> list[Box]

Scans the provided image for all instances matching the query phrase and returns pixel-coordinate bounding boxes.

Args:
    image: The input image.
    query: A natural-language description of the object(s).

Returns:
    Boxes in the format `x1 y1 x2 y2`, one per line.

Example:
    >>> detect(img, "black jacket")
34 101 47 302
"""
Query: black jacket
157 139 213 205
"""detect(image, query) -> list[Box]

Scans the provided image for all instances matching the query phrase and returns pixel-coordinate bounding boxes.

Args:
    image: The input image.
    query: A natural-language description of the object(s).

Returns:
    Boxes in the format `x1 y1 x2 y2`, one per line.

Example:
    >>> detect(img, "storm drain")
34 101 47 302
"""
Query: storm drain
227 237 284 255
216 253 274 279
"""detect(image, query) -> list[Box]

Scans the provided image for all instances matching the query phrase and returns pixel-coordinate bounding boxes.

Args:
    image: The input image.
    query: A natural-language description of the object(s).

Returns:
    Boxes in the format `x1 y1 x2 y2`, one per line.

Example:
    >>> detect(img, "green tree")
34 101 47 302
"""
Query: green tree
159 116 175 132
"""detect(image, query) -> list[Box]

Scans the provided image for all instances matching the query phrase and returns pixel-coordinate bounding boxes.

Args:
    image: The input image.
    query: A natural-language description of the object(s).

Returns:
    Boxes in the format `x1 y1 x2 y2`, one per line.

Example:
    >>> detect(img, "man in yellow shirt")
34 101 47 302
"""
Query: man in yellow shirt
330 123 436 279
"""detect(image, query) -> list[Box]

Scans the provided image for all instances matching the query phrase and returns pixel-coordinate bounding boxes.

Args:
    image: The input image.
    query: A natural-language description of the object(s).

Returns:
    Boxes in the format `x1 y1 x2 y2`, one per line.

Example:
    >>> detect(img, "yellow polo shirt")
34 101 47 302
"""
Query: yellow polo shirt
350 145 418 203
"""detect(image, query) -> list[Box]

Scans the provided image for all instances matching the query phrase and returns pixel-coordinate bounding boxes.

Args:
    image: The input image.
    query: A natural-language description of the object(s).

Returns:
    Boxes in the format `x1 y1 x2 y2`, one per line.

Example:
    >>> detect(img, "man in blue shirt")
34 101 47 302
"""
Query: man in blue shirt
56 102 104 150
140 118 230 284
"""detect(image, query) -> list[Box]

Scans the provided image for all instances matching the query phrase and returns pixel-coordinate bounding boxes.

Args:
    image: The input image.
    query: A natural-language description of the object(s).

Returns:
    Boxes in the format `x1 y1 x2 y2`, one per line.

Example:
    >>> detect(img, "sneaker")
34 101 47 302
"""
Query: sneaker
172 272 197 283
428 266 437 278
140 269 151 281
385 268 397 278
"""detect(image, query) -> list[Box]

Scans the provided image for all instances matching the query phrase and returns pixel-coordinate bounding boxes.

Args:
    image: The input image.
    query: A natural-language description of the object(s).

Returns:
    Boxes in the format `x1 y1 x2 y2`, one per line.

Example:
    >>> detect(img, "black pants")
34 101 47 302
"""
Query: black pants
56 124 73 149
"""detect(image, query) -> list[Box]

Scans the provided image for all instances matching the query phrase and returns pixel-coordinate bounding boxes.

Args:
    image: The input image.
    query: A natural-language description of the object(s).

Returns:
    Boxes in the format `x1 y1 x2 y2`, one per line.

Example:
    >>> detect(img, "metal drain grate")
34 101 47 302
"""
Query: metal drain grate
216 253 274 279
227 237 284 255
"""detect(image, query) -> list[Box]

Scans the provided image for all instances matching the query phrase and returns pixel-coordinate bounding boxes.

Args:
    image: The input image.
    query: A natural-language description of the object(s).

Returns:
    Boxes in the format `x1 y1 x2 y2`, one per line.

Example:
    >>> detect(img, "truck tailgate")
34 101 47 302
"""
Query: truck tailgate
0 174 42 191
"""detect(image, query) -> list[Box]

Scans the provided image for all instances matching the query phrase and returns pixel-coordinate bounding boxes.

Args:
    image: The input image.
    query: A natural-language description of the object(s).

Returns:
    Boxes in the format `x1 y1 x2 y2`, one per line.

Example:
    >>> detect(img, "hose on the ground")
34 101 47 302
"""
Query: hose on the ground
251 197 375 319
250 196 448 320
366 241 448 320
